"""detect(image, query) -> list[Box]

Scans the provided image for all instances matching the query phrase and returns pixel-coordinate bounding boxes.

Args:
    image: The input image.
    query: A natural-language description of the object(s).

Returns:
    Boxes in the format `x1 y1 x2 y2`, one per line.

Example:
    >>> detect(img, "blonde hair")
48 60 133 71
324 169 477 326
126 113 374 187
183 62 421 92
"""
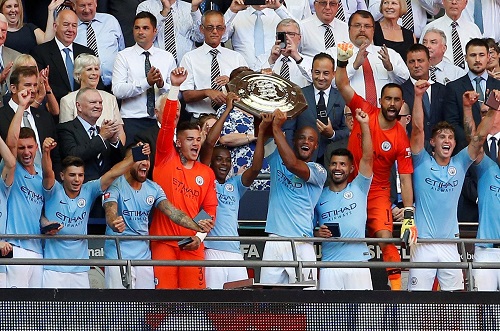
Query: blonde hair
379 0 408 18
12 54 38 71
0 0 23 30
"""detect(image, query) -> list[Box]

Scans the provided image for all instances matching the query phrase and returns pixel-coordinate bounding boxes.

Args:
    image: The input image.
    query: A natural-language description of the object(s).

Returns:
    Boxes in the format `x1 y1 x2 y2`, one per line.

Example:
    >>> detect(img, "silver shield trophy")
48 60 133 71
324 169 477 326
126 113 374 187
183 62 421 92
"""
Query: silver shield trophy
227 71 307 119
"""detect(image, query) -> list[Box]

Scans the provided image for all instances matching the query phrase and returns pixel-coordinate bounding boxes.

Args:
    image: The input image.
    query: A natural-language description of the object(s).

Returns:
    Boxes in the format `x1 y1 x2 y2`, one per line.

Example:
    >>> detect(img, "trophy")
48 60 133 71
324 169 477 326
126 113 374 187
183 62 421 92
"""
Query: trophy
227 71 307 119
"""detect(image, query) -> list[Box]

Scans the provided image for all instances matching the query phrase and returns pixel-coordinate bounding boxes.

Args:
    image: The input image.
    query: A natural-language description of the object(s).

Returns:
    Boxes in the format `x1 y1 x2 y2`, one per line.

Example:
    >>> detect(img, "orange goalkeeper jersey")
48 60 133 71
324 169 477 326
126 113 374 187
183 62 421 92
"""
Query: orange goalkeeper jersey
347 93 413 192
150 99 217 244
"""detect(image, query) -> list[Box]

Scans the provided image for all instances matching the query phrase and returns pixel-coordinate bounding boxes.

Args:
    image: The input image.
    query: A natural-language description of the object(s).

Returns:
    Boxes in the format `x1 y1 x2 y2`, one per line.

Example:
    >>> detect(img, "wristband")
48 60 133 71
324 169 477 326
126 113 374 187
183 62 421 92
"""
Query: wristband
295 57 303 65
337 60 348 68
195 232 207 242
46 90 52 94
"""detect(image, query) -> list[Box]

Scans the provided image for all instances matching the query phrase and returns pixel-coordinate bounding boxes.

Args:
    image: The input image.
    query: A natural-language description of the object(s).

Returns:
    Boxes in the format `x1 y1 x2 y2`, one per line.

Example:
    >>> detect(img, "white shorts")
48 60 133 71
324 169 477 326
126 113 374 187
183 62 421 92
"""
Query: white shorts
473 247 500 291
0 272 5 288
105 265 154 289
319 266 373 290
408 243 464 291
205 248 248 289
6 246 43 288
260 236 317 284
42 269 90 289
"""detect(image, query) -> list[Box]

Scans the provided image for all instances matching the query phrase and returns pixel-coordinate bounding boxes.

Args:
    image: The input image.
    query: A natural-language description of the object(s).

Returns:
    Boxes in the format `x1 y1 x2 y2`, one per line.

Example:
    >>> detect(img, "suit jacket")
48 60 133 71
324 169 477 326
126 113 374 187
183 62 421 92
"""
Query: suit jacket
134 124 159 179
402 79 446 153
443 74 500 153
57 118 124 182
0 102 61 173
283 85 348 162
1 46 21 106
30 39 97 103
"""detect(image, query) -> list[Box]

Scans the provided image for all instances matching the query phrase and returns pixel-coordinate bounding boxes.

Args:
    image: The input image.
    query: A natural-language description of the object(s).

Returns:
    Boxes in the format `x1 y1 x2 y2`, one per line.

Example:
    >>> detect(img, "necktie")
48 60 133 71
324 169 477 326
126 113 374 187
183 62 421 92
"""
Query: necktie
164 10 177 62
473 0 484 34
323 23 335 49
254 11 265 57
451 21 465 69
210 49 221 110
362 58 377 106
279 57 290 81
23 111 41 166
422 90 431 117
402 0 414 32
490 136 498 161
143 51 155 117
85 21 98 57
89 127 103 167
429 66 437 83
317 90 327 120
335 1 345 22
474 76 484 102
63 48 74 90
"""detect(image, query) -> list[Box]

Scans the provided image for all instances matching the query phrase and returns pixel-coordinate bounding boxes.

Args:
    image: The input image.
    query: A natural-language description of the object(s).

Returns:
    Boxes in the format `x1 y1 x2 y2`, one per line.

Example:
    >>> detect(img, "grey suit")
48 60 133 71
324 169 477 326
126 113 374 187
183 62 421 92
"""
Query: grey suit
283 84 349 162
1 46 21 106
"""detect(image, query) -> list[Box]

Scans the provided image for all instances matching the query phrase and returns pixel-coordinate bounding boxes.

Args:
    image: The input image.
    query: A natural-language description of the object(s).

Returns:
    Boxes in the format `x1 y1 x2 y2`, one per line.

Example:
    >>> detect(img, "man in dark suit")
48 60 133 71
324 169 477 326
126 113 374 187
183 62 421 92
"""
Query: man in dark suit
402 44 446 153
443 38 500 153
283 52 349 164
30 9 96 103
57 87 123 217
57 87 124 183
0 66 60 173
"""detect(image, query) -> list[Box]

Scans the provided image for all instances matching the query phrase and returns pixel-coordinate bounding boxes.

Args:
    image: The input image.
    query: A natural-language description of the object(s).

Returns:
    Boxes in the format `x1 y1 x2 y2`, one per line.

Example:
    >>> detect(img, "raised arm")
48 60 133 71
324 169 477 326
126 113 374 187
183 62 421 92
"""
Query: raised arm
199 93 239 165
466 89 500 161
241 113 271 187
335 42 356 105
0 135 15 187
6 90 31 155
356 109 373 178
41 137 57 190
410 80 431 154
272 109 311 181
99 151 136 192
103 201 126 233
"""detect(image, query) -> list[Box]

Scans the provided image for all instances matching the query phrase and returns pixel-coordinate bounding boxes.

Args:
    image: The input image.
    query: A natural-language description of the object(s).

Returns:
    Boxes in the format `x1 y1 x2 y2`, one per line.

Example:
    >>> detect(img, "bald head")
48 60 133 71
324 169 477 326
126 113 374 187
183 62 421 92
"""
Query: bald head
55 9 78 47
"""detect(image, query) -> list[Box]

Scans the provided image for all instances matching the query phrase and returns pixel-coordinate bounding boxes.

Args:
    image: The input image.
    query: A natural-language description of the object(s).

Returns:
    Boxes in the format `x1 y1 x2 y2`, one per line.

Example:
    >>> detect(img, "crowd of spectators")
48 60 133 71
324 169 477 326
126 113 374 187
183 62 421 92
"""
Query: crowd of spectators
0 0 498 291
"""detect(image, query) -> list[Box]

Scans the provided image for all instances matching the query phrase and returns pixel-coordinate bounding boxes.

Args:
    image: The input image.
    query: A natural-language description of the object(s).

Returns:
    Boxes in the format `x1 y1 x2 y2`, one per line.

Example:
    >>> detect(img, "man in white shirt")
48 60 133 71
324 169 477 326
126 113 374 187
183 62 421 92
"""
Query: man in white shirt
112 11 176 146
368 0 441 39
462 0 500 42
264 18 312 87
180 10 247 120
329 10 408 107
224 0 292 70
421 28 466 85
74 0 125 88
136 0 205 65
419 0 482 69
299 0 350 58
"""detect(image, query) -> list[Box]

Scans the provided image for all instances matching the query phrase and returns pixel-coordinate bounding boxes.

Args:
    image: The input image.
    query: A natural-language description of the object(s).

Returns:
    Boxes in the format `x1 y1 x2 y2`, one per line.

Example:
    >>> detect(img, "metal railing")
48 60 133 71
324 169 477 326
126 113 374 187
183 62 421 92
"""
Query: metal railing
3 233 500 290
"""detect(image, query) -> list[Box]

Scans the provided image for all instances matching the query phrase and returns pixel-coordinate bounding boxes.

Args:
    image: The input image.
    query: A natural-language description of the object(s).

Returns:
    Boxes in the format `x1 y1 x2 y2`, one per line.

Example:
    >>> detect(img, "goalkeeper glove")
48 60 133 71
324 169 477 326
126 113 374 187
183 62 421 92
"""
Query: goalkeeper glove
400 207 417 248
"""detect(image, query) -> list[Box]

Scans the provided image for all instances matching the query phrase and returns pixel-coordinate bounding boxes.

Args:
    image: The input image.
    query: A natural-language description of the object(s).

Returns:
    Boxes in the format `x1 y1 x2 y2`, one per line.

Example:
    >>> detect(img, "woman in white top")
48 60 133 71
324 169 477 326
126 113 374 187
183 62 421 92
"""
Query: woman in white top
59 53 126 145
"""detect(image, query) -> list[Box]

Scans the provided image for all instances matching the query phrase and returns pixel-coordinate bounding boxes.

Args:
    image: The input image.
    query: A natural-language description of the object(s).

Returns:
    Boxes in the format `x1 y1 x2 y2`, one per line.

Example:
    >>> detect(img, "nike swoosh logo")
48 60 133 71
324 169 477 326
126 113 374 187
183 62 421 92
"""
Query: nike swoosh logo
496 175 500 180
24 175 32 179
431 167 439 171
176 167 182 171
60 200 67 205
123 198 131 202
319 201 328 206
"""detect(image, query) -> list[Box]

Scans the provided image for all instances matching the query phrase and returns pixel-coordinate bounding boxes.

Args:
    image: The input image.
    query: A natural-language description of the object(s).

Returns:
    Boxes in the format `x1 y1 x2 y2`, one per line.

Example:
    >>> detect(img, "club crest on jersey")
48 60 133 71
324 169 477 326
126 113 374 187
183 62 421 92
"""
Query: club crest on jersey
343 191 353 200
146 195 154 205
195 176 204 186
77 198 86 208
225 183 234 192
448 166 457 176
381 141 392 151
